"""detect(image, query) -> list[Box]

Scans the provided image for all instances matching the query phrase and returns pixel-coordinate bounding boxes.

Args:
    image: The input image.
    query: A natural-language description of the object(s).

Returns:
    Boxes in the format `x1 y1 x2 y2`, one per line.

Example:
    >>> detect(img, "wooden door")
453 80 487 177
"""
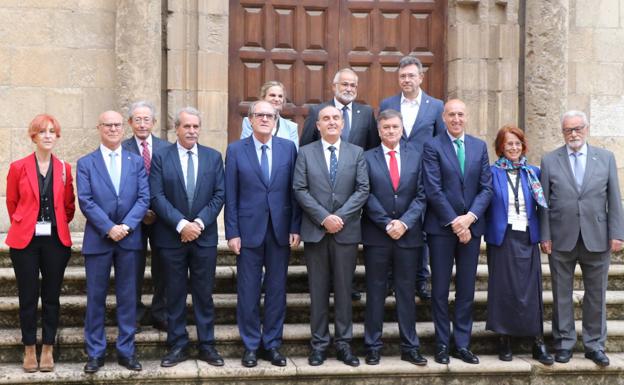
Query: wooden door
229 0 446 141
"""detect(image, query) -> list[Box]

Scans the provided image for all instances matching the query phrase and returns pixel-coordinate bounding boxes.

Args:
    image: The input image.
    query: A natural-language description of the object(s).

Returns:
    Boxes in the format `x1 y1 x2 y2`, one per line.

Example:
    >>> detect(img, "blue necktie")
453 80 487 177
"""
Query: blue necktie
260 144 270 185
328 145 337 185
572 152 584 189
186 150 195 208
341 105 351 141
109 152 119 195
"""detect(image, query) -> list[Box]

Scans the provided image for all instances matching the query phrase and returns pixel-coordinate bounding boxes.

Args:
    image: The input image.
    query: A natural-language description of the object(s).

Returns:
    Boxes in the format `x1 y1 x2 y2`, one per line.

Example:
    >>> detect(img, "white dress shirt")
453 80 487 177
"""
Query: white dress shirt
175 141 204 233
252 135 272 177
381 142 401 177
400 91 422 137
566 142 588 178
134 134 153 157
99 144 122 188
333 98 352 128
321 138 341 173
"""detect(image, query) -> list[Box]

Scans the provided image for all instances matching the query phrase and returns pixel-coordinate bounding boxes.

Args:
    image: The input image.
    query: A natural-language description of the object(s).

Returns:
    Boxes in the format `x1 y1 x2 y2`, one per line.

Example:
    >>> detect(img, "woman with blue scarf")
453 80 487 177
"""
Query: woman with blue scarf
484 125 553 365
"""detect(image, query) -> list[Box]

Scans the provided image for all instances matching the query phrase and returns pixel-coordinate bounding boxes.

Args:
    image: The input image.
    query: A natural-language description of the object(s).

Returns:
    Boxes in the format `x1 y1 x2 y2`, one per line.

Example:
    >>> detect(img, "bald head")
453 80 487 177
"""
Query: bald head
316 105 344 144
97 110 124 150
443 99 467 138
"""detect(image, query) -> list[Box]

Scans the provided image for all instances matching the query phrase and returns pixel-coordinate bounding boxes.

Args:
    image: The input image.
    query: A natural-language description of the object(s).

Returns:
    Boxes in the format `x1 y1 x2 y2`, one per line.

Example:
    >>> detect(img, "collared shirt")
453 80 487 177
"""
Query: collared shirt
566 142 588 177
321 138 341 173
100 144 122 181
333 98 352 132
400 90 422 137
252 134 272 177
447 131 465 154
134 134 153 158
381 142 401 177
175 141 204 233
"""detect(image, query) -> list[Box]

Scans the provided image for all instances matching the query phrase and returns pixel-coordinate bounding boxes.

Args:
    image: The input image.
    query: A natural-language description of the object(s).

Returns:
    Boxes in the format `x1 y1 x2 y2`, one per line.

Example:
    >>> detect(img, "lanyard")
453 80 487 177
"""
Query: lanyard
506 170 521 215
36 161 53 222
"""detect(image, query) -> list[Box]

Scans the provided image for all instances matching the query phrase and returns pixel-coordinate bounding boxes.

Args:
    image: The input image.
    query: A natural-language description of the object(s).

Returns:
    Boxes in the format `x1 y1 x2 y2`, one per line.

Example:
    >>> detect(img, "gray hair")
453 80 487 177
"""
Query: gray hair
398 55 423 73
127 100 156 120
174 107 201 127
561 110 588 127
377 109 403 127
247 100 277 118
332 68 358 84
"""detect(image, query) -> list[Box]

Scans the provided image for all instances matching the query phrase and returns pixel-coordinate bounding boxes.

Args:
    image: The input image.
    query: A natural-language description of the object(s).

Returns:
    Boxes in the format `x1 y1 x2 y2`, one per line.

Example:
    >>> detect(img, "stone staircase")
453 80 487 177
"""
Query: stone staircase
0 233 623 384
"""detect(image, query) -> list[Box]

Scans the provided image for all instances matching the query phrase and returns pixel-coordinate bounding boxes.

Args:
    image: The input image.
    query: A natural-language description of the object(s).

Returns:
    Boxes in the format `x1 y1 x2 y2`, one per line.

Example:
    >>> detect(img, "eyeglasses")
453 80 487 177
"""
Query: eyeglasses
399 73 420 80
252 113 277 120
100 123 122 129
132 117 153 124
336 82 357 89
562 125 585 135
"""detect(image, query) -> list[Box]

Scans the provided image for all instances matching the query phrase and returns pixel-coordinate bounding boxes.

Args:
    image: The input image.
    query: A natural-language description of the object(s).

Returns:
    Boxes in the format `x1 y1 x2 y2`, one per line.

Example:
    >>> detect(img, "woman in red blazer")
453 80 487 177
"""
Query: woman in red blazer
5 114 75 372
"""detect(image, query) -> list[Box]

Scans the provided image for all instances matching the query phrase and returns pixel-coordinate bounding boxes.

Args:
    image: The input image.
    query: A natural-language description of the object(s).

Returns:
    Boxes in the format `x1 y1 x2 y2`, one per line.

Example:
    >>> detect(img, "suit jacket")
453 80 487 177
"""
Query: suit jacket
484 165 541 246
122 134 169 159
422 133 493 237
362 142 426 248
6 153 75 249
77 148 149 254
293 140 369 244
299 100 379 150
241 116 299 150
150 143 225 248
379 91 445 153
224 136 301 248
539 144 624 253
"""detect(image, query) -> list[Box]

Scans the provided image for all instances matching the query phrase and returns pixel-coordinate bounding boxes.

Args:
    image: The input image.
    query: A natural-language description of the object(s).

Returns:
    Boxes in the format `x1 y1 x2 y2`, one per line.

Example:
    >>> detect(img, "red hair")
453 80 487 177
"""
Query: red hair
28 114 61 140
494 125 527 157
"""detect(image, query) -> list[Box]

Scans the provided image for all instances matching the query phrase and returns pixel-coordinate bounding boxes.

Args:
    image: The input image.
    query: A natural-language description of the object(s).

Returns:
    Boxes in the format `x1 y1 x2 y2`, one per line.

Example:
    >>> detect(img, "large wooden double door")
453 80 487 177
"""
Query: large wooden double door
228 0 446 141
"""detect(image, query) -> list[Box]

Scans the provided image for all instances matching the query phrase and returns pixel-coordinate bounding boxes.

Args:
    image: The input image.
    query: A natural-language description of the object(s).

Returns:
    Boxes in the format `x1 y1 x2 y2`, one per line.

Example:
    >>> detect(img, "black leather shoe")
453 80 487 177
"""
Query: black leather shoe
198 347 224 366
585 350 610 367
365 350 380 365
351 289 362 301
84 356 105 373
308 350 326 366
161 346 189 367
260 347 287 367
415 283 431 300
336 346 360 367
434 344 449 364
152 319 168 332
532 340 554 365
554 349 572 363
118 355 142 371
452 348 479 364
401 349 427 366
498 335 513 361
241 349 257 367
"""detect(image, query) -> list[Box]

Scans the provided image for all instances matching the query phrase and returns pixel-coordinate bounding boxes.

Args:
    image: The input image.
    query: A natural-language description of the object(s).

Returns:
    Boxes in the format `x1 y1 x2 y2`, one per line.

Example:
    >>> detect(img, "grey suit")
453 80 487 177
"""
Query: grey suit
293 140 369 350
540 144 624 352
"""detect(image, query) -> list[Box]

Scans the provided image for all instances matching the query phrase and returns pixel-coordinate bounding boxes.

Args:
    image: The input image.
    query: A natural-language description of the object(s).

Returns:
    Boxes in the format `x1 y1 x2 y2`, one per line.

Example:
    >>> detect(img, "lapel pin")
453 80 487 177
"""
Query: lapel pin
356 110 360 114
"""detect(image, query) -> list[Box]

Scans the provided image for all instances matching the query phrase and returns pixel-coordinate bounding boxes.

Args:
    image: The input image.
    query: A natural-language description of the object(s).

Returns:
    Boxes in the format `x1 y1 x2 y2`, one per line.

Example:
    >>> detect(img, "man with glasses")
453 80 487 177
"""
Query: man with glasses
539 110 624 367
122 100 170 332
225 100 301 367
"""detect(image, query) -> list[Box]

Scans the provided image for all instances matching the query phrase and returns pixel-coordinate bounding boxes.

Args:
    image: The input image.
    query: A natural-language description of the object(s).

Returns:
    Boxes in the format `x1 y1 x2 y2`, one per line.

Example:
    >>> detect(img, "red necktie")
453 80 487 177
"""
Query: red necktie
389 150 399 190
141 140 151 174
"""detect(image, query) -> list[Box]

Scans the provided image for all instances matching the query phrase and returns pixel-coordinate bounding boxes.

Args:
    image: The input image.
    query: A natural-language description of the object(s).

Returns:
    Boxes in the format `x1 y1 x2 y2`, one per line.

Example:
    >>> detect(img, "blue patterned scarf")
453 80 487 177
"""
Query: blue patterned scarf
494 156 548 208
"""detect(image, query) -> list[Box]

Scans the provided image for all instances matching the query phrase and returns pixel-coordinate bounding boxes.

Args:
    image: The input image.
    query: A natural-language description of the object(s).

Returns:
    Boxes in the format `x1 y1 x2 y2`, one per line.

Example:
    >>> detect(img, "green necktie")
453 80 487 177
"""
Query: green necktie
454 138 464 175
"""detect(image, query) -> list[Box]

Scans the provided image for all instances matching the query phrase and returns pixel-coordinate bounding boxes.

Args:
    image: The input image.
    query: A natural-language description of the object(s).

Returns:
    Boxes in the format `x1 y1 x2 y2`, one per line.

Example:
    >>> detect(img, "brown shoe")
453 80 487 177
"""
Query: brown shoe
23 345 38 372
39 344 54 372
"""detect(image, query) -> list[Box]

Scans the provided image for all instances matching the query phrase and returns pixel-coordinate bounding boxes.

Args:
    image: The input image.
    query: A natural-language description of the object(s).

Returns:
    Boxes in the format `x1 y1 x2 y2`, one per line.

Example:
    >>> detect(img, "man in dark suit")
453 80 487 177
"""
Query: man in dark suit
362 109 427 366
540 110 624 366
225 100 301 368
294 105 369 367
379 55 445 300
150 107 225 368
121 100 169 332
77 110 150 373
422 99 493 364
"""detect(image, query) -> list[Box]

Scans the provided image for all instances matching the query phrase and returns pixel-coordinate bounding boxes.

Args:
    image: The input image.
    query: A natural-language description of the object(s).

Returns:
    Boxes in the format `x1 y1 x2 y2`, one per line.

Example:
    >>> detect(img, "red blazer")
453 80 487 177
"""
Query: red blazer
5 153 75 249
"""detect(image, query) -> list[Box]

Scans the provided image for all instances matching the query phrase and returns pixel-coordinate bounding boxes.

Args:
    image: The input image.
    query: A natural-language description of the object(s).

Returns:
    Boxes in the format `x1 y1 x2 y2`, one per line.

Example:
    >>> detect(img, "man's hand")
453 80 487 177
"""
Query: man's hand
611 239 624 253
386 220 407 240
540 240 552 255
451 214 474 234
108 224 129 242
289 233 301 248
142 209 157 225
180 222 202 243
457 228 471 244
228 237 242 255
323 215 344 234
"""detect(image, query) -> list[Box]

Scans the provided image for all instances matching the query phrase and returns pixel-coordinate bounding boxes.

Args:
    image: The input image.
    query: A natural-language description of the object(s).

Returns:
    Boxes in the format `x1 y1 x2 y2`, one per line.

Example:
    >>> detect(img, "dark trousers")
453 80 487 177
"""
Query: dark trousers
364 244 420 352
416 242 430 285
237 223 289 350
161 243 217 351
136 224 167 324
10 228 70 345
428 234 480 348
84 247 139 358
305 236 357 351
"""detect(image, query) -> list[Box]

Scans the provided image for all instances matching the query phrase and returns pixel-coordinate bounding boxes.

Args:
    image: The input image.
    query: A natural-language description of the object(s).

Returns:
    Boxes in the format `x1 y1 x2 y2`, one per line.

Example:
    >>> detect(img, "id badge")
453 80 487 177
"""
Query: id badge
35 221 52 236
510 216 527 232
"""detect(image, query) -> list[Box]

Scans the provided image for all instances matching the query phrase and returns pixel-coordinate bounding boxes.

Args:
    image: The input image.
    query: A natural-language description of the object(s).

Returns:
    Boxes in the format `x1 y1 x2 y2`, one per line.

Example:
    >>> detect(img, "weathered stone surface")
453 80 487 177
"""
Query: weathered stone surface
575 0 620 28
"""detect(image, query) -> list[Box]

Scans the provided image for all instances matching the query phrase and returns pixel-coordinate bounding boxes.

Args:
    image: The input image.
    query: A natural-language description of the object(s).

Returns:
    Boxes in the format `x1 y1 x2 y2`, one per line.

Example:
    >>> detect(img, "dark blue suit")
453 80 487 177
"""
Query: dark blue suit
149 143 225 351
224 136 301 350
362 143 426 353
122 134 169 324
77 147 149 359
422 133 492 349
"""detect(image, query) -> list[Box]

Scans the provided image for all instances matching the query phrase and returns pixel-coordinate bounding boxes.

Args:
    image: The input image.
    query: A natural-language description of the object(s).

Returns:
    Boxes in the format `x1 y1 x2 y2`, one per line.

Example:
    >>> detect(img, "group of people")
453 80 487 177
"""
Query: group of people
6 55 623 375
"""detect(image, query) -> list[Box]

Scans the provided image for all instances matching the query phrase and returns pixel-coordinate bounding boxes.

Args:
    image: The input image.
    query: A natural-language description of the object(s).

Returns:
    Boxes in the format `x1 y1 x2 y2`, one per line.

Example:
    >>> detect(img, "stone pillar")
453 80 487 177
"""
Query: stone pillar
523 0 569 161
115 0 163 135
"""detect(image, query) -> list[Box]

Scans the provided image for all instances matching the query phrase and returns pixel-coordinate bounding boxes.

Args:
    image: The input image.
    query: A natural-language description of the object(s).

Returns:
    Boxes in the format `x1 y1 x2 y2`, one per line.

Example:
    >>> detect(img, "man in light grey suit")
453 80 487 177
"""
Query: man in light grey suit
294 105 369 367
540 110 624 367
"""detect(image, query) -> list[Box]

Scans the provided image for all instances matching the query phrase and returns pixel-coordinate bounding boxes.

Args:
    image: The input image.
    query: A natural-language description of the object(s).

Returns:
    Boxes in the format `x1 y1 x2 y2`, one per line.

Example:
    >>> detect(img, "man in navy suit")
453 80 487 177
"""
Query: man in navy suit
422 99 493 364
150 107 225 368
362 109 427 366
225 100 301 367
121 100 169 332
379 55 445 300
77 110 150 373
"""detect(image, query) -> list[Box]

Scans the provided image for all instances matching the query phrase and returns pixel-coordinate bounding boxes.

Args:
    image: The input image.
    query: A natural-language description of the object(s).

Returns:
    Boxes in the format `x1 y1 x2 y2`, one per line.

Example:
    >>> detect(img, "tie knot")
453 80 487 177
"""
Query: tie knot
388 150 396 158
342 105 348 112
110 151 117 158
454 138 463 147
141 140 148 148
261 144 268 151
328 145 336 153
572 151 582 158
187 150 193 156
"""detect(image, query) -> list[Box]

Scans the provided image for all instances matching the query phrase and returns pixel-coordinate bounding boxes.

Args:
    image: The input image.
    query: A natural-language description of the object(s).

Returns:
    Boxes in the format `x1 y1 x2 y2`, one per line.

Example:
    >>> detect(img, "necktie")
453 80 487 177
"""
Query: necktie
109 152 119 195
388 150 399 190
328 145 337 185
186 150 195 208
341 105 351 141
141 140 151 175
454 138 465 175
260 144 270 184
572 152 585 189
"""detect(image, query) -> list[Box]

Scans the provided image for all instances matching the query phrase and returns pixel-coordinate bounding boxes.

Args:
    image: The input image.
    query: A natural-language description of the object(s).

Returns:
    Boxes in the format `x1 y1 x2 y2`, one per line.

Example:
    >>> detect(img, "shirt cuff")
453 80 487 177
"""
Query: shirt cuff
468 211 478 223
176 219 190 233
398 220 408 230
194 218 205 230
